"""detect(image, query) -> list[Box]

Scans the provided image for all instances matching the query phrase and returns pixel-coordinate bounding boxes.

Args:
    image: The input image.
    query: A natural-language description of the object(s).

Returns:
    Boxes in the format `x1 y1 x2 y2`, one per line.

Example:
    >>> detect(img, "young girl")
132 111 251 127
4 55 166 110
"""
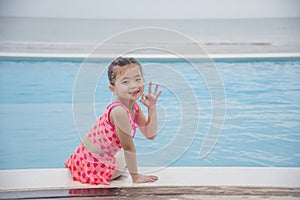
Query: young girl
65 57 162 185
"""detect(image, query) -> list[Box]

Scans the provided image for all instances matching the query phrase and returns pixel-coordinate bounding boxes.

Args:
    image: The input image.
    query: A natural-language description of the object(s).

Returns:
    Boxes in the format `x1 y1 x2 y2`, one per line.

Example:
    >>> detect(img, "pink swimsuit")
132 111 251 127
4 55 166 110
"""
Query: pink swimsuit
65 102 139 185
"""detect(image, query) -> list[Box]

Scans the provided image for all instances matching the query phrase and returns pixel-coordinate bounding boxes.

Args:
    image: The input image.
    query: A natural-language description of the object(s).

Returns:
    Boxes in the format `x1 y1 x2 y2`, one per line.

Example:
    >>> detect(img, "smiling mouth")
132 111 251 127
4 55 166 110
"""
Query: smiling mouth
129 89 140 95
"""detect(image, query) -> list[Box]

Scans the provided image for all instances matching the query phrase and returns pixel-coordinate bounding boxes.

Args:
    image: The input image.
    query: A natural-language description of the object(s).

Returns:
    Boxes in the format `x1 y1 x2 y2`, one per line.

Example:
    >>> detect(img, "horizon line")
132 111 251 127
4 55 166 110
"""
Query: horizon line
1 16 300 21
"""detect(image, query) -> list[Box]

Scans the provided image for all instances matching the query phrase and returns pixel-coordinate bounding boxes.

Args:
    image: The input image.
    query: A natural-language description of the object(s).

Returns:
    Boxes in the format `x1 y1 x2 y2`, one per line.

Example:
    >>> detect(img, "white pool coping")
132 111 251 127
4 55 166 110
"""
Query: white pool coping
0 167 299 192
0 52 300 61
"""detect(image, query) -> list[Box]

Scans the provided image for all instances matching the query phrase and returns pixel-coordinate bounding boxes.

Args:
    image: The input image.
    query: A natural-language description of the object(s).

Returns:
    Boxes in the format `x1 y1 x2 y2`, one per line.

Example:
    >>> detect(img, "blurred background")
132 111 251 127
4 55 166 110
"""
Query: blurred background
0 0 299 55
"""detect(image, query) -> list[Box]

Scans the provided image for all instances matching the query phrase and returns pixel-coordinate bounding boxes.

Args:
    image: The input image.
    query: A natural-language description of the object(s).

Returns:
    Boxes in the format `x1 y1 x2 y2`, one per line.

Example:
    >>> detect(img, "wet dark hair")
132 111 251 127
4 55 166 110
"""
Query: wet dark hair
108 57 143 85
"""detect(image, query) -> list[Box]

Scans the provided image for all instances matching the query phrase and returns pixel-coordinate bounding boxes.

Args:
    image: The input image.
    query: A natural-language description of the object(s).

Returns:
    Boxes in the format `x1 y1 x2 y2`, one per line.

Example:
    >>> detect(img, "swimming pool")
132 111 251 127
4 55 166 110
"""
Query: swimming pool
0 58 299 169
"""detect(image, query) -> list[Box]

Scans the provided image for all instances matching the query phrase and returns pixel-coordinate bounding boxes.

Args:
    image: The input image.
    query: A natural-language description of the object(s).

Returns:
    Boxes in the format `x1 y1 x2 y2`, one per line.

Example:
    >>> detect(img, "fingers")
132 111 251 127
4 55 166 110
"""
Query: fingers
142 174 158 181
156 90 162 99
148 81 152 94
153 84 159 95
141 94 146 101
148 82 162 97
139 94 146 104
148 175 159 181
145 175 158 182
134 174 159 183
140 82 162 107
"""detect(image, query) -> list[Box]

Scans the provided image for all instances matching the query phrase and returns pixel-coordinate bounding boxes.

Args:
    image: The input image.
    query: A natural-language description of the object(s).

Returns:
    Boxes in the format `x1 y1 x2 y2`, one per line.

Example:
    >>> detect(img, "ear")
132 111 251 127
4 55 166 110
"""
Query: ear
109 85 117 94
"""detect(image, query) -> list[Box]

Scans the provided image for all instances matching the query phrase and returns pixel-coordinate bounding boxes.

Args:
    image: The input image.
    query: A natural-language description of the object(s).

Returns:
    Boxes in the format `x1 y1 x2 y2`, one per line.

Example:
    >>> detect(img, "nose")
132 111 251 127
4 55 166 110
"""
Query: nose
130 81 138 89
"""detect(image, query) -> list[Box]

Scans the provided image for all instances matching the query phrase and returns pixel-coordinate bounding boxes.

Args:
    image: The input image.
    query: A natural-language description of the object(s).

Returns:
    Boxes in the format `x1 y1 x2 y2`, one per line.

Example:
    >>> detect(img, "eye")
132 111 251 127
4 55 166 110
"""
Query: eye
121 80 129 84
136 78 142 82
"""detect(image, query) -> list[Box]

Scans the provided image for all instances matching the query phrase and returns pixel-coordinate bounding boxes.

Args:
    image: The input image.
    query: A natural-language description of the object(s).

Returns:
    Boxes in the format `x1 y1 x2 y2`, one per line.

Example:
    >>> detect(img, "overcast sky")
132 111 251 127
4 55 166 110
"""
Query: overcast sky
0 0 299 19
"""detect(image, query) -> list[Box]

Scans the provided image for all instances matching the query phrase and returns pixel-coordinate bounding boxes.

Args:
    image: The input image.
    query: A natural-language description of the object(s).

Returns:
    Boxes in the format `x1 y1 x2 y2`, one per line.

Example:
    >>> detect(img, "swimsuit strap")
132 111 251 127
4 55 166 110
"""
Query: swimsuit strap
107 102 139 138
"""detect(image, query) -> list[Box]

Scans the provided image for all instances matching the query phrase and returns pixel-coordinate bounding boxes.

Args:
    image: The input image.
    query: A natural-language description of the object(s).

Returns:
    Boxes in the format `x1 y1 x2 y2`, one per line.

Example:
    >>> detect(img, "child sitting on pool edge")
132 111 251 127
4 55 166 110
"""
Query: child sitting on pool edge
65 57 162 185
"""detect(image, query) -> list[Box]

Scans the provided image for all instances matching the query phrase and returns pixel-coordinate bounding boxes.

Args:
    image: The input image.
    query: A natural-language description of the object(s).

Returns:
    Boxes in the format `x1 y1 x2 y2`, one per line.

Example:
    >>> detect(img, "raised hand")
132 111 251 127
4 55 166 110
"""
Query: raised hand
140 82 162 108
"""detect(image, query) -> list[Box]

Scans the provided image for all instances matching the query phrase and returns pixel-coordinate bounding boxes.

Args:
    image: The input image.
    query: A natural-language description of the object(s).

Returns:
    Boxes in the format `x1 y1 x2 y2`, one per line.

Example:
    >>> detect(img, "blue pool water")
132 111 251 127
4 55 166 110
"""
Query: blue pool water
0 58 300 169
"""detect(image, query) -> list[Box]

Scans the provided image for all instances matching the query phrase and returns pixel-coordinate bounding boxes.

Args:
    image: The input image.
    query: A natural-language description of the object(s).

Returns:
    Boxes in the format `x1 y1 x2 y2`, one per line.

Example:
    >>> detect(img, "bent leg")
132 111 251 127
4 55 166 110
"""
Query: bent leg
110 150 126 180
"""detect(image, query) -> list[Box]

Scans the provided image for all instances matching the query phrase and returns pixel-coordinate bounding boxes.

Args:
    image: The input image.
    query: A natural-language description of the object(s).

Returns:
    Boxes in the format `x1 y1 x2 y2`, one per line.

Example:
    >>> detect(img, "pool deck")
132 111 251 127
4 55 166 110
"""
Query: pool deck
0 167 299 199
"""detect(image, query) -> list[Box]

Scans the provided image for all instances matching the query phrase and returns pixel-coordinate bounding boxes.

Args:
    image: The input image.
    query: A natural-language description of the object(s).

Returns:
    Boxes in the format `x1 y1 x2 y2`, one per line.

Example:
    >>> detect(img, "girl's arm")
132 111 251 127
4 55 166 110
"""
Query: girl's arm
110 106 158 183
137 82 162 140
136 104 158 140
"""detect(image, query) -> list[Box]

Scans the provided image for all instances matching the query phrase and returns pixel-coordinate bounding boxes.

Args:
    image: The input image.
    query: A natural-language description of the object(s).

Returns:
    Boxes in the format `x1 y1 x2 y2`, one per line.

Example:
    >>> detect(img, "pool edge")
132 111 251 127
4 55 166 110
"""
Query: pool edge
0 52 300 62
1 167 299 199
1 167 299 191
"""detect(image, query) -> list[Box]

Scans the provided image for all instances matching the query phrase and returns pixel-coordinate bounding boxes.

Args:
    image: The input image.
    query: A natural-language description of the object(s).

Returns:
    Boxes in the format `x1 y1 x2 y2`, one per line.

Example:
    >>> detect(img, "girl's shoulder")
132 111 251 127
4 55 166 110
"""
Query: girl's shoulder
107 101 139 122
107 101 139 113
106 101 134 118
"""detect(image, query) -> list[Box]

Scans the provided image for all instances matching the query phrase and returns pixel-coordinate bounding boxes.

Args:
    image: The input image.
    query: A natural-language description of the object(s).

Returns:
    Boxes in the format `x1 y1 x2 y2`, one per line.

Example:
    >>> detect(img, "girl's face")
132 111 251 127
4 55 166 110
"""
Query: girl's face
109 64 144 102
